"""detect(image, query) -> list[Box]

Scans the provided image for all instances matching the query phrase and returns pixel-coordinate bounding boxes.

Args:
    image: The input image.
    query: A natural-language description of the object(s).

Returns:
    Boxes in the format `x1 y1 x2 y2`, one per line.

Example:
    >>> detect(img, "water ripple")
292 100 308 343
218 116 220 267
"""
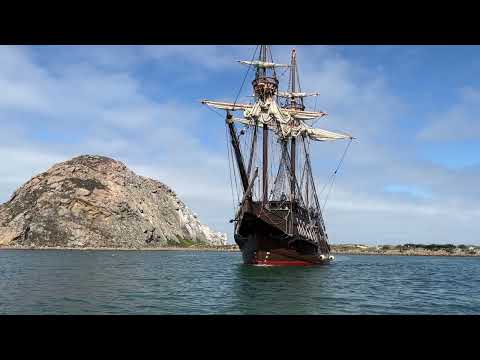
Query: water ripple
0 251 479 314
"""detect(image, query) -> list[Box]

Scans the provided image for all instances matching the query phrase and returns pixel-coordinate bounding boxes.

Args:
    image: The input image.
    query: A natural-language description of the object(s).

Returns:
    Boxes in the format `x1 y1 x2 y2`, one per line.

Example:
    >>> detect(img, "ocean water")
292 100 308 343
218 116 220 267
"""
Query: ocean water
0 250 479 315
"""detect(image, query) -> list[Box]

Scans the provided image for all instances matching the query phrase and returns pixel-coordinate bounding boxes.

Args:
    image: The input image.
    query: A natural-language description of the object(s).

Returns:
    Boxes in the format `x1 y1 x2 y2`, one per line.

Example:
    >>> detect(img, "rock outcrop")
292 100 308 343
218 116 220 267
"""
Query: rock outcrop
0 155 227 248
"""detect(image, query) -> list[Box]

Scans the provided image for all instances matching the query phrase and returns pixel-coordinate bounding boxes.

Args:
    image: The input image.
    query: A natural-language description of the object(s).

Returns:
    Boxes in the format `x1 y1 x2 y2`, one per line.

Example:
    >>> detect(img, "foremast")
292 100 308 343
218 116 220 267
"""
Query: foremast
250 45 282 204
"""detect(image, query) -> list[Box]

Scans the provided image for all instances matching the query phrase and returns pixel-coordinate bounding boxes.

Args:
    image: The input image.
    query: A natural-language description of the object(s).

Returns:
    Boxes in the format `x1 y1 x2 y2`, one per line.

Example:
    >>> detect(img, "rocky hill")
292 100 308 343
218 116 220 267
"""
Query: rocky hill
0 155 227 248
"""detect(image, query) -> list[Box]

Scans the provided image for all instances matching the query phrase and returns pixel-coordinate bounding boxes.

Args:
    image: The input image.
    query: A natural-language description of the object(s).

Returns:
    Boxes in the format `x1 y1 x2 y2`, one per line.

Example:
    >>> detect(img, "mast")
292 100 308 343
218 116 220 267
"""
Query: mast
287 49 303 201
261 45 269 204
305 135 309 208
290 50 296 200
258 45 267 78
227 112 249 192
263 122 268 203
254 45 278 205
291 137 295 200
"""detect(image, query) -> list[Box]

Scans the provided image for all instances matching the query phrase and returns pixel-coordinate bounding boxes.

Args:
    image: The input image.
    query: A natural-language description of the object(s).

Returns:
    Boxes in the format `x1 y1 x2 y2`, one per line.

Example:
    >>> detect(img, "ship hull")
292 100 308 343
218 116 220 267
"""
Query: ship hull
234 201 333 266
241 240 331 266
235 223 332 266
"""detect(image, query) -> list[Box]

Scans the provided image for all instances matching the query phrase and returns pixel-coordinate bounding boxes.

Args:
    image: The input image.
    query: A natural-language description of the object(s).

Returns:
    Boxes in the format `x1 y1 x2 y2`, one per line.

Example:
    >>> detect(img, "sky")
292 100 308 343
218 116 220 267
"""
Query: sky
0 45 479 245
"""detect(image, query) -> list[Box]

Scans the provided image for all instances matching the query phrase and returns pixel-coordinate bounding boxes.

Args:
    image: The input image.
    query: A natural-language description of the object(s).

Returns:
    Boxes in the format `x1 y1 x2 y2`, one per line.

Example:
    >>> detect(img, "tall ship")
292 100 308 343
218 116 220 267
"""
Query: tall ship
202 45 354 265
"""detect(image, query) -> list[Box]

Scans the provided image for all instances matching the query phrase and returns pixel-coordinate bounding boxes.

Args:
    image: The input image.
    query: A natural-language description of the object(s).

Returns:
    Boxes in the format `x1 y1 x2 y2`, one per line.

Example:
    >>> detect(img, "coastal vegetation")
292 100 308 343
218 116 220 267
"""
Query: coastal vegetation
332 243 479 256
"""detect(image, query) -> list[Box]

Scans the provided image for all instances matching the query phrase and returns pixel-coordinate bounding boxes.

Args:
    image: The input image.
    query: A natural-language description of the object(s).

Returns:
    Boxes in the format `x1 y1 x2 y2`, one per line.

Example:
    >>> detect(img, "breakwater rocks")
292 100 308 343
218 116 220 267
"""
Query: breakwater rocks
0 155 227 248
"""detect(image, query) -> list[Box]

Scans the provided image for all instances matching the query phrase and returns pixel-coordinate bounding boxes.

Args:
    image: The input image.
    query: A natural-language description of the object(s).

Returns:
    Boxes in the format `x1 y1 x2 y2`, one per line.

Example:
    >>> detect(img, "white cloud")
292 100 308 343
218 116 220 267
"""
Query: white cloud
0 45 479 245
141 45 252 71
0 145 66 201
418 86 480 141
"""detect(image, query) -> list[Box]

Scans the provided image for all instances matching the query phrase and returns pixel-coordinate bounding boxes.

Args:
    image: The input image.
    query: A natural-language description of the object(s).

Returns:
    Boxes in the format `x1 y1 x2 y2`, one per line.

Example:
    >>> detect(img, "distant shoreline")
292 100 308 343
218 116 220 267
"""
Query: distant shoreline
330 251 480 257
1 244 479 257
331 244 480 257
0 245 240 252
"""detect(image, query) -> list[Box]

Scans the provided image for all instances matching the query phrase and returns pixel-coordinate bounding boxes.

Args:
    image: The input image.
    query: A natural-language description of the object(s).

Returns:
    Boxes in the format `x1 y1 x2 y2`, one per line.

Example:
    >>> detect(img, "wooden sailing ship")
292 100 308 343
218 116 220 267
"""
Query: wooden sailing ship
202 45 354 265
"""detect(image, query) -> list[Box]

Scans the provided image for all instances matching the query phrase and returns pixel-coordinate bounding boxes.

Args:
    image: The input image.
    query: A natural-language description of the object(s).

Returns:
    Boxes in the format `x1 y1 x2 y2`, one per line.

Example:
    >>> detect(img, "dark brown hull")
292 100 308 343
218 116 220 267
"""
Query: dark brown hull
234 201 333 266
249 246 332 266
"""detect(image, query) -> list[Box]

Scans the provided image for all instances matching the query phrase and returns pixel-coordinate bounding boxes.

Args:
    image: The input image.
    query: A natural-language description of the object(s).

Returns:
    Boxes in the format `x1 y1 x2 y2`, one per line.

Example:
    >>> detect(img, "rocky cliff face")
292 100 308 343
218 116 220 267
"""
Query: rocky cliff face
0 155 227 248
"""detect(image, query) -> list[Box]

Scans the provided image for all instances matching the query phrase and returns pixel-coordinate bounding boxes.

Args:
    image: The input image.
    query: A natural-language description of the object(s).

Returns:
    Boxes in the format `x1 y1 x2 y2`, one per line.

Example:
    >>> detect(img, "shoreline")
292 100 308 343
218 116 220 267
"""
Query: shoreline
0 246 240 252
330 251 480 257
1 245 479 257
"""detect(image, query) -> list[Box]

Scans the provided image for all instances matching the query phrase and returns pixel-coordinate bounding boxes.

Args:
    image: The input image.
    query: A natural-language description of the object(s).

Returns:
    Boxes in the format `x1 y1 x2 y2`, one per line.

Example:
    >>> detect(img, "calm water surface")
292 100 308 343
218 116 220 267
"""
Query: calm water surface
0 250 479 314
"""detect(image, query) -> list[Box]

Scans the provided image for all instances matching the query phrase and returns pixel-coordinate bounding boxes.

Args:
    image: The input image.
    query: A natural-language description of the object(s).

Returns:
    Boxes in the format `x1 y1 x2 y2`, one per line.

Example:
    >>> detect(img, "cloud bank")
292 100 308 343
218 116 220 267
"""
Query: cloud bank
0 45 478 245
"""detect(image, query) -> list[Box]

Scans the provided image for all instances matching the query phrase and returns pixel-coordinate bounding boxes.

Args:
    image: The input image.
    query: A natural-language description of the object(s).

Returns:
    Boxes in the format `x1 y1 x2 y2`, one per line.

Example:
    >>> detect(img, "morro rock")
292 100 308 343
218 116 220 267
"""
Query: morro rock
0 155 227 248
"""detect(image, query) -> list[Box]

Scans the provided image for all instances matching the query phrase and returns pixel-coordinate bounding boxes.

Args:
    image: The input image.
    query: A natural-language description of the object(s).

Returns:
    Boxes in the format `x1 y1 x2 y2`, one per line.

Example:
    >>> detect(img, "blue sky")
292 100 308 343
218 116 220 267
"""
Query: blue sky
0 45 479 245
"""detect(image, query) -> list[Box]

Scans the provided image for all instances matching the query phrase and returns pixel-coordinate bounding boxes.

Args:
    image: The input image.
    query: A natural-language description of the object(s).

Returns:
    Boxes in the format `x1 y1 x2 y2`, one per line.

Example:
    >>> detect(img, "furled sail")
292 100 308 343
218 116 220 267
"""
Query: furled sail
228 116 353 142
303 126 353 141
202 99 327 121
238 60 290 68
285 109 328 120
277 91 320 98
202 98 345 141
281 122 353 142
201 100 252 111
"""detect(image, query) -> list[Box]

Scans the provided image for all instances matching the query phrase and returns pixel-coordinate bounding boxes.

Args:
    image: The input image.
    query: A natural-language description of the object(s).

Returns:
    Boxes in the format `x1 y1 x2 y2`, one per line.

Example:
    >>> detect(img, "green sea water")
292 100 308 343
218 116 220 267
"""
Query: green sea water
1 250 479 314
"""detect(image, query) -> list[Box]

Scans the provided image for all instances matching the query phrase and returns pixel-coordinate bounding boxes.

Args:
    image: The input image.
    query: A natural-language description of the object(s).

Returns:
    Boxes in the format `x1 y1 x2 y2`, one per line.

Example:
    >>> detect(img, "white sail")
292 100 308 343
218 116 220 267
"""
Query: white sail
277 120 353 142
230 115 353 142
277 91 320 98
201 100 252 111
304 126 353 141
231 117 260 127
238 60 290 68
202 99 326 120
284 109 328 120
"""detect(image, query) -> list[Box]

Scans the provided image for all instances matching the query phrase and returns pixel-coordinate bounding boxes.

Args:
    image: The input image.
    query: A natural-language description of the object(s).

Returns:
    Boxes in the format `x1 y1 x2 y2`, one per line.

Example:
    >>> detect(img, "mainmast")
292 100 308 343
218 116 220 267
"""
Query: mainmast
286 49 303 202
253 45 279 204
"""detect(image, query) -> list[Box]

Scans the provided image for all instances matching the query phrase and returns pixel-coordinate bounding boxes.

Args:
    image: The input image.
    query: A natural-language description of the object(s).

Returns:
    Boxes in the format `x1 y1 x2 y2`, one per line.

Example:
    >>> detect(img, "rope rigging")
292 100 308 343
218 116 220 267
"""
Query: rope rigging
233 45 259 109
224 45 259 214
320 138 353 211
224 124 237 215
206 104 239 214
